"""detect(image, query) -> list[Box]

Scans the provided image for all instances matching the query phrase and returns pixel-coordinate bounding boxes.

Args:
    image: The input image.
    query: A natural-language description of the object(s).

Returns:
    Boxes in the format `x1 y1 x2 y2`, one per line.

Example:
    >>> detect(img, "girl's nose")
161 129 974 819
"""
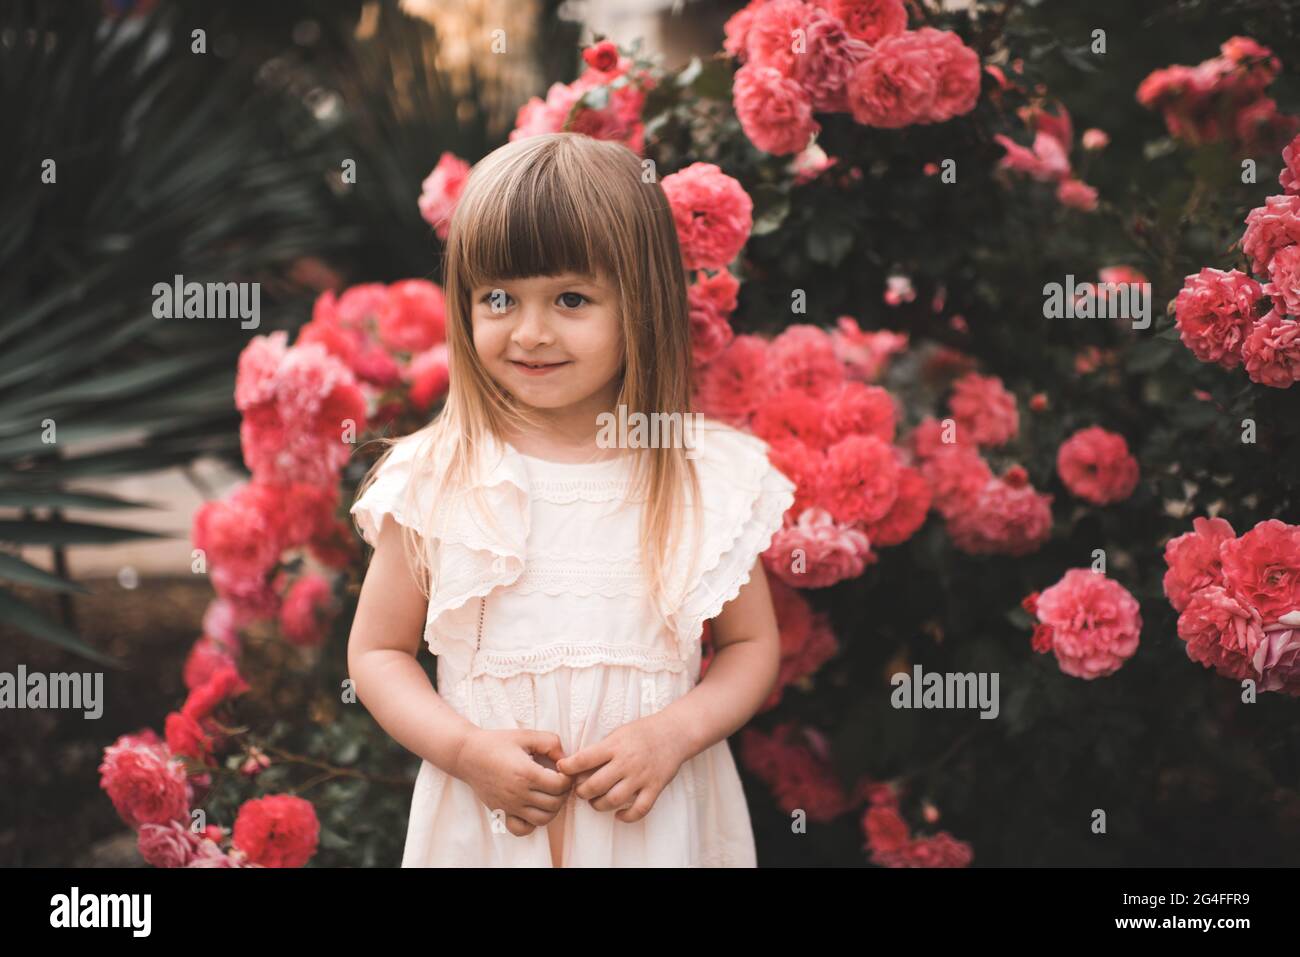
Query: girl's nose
511 306 554 348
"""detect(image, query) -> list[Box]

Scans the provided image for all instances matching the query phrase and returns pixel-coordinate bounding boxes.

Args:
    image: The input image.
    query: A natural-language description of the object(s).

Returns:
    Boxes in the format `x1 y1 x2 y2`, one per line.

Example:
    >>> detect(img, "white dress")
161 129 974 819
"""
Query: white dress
349 417 795 867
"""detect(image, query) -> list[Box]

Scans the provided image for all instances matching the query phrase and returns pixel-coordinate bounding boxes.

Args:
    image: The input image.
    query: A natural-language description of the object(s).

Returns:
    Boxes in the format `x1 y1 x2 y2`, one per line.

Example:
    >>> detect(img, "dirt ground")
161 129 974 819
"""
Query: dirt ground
0 577 211 866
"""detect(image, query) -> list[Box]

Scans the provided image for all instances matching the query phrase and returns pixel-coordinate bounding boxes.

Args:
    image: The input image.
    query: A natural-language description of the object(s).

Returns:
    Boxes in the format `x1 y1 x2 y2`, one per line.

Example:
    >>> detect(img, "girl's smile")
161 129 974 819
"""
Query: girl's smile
509 358 571 376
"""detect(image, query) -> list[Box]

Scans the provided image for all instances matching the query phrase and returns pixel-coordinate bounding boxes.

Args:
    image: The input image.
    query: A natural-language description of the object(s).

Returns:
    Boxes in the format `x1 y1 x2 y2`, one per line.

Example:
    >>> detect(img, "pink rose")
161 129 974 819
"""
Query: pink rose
661 162 754 271
417 152 469 240
1162 516 1235 613
1173 267 1265 369
846 32 938 128
1242 310 1300 388
99 735 190 829
946 471 1052 557
764 507 873 588
1056 426 1139 505
994 131 1071 182
1034 569 1142 679
1242 194 1300 275
1056 178 1099 211
1263 244 1300 316
1177 585 1263 682
948 372 1019 447
1281 133 1300 194
1219 519 1300 623
694 334 769 425
766 324 845 399
828 0 908 46
1254 617 1300 694
732 62 820 156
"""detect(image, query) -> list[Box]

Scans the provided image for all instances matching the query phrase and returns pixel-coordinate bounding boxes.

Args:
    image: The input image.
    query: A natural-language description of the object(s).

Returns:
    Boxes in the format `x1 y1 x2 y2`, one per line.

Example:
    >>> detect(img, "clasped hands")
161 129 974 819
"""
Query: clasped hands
455 710 691 838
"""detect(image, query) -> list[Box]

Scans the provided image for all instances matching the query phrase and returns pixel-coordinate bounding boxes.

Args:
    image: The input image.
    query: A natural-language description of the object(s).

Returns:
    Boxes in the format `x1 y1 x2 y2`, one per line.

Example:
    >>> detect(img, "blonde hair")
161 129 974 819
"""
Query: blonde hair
354 132 704 628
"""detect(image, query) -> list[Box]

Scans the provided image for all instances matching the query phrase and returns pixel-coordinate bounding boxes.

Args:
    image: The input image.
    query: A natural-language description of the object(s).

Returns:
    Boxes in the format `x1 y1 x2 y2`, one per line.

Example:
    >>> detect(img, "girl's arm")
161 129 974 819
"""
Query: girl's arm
657 558 782 762
346 518 478 777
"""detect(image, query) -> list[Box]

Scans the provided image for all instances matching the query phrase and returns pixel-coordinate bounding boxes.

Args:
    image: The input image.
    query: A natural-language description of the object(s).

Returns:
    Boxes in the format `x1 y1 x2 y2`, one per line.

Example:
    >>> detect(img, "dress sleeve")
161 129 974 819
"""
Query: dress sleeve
349 436 432 548
666 422 797 663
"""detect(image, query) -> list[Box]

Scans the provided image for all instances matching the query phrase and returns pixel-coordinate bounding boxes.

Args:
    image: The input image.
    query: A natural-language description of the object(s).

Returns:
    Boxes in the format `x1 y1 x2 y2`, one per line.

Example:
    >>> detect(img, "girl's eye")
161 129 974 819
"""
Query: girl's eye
557 291 588 309
479 290 513 312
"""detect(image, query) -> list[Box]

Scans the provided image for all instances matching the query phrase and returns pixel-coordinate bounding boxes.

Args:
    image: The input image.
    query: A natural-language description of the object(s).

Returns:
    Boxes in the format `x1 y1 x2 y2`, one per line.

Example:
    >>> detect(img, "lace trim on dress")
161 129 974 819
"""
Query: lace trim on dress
529 476 642 505
467 641 687 679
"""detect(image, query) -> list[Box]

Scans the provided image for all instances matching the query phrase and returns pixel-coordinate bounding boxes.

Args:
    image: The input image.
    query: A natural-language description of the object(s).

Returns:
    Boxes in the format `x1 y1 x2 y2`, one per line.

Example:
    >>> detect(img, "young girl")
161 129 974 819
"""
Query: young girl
347 131 795 867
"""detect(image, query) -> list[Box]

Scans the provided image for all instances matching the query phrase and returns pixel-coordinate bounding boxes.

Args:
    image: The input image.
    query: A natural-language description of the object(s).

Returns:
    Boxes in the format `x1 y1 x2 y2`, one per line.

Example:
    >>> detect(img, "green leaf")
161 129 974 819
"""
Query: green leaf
0 519 162 546
0 552 90 593
0 588 119 666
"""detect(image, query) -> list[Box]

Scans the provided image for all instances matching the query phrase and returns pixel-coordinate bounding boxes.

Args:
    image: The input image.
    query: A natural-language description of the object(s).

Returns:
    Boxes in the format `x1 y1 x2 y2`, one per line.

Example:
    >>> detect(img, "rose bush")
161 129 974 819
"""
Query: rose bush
103 0 1300 866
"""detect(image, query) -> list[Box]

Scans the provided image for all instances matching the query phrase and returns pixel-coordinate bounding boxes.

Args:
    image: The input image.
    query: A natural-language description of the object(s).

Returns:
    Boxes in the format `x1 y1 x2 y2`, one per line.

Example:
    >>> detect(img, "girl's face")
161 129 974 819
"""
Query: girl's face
471 271 625 419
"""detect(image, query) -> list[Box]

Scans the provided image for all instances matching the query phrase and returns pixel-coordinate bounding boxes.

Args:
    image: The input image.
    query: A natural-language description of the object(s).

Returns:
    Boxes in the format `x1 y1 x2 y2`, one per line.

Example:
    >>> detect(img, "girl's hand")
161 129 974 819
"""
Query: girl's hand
554 712 690 824
454 728 574 837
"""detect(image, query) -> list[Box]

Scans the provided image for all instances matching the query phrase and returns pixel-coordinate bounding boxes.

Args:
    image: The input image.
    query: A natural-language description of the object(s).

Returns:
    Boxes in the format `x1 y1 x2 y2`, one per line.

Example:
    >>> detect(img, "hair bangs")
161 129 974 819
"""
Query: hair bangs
456 148 623 292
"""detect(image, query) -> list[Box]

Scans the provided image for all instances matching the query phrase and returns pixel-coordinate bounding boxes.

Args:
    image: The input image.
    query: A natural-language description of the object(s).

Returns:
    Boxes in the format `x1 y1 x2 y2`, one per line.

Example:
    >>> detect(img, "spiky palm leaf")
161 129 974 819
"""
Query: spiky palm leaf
0 0 349 660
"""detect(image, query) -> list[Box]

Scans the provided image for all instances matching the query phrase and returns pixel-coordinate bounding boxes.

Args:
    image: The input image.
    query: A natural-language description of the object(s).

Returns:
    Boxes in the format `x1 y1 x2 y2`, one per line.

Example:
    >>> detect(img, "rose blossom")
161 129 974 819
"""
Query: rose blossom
1263 243 1300 316
766 324 845 399
694 334 770 425
232 794 321 868
994 131 1070 182
819 435 901 525
751 388 831 446
1056 178 1099 211
831 317 908 381
828 0 908 46
788 8 871 113
826 381 897 443
946 470 1052 557
764 507 873 588
761 580 840 709
417 152 469 240
1281 133 1300 194
909 27 981 122
99 734 190 829
1219 519 1300 623
745 0 819 78
948 372 1019 447
863 466 931 547
1173 267 1265 368
846 31 938 128
1162 516 1235 613
1241 310 1300 388
739 722 853 821
732 62 820 156
722 0 763 62
1033 569 1142 679
278 573 333 647
688 269 739 366
1254 615 1300 695
1241 194 1300 275
919 444 991 519
1056 426 1139 505
1082 128 1109 150
1177 585 1264 682
661 163 754 271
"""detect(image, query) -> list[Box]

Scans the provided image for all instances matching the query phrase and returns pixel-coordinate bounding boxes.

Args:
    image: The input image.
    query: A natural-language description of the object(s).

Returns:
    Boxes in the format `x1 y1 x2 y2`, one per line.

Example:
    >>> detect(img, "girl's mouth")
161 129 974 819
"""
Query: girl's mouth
509 360 570 376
